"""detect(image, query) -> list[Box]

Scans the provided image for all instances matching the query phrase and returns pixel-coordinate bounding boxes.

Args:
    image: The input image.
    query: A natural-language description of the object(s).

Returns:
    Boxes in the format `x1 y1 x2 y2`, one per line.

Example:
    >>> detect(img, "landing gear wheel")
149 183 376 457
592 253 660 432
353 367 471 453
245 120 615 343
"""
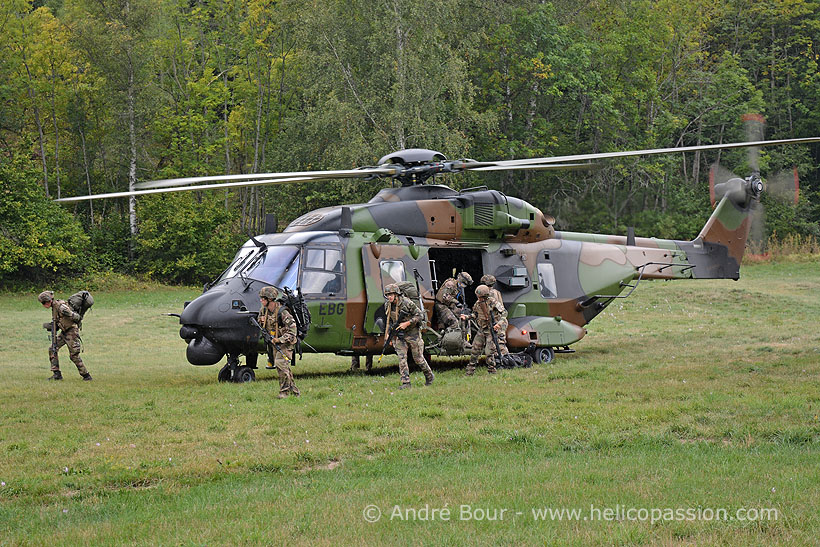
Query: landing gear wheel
533 346 555 364
217 364 232 383
234 366 256 383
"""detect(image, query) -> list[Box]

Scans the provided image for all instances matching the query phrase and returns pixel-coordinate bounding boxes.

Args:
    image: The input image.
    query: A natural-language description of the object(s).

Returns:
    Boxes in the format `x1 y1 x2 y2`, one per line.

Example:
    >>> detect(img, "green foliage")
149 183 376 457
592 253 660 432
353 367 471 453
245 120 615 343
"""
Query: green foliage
134 193 243 284
0 153 89 283
0 0 819 279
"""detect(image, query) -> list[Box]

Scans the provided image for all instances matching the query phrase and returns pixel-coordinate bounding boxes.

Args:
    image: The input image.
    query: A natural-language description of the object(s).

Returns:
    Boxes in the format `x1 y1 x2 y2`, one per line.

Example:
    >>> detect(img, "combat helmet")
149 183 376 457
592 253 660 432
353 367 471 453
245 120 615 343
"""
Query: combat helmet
456 272 473 287
259 286 281 301
480 274 496 286
475 284 491 298
38 291 54 304
384 283 401 296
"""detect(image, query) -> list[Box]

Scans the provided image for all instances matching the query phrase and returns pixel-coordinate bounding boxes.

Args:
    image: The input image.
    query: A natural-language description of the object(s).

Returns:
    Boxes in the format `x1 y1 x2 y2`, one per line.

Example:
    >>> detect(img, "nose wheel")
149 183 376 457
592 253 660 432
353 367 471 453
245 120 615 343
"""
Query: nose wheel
218 354 257 382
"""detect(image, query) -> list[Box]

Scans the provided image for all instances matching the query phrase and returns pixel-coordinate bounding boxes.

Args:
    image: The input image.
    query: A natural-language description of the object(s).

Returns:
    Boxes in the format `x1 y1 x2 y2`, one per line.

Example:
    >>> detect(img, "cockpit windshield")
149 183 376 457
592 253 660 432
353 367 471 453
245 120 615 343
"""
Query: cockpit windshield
243 245 300 288
214 245 258 284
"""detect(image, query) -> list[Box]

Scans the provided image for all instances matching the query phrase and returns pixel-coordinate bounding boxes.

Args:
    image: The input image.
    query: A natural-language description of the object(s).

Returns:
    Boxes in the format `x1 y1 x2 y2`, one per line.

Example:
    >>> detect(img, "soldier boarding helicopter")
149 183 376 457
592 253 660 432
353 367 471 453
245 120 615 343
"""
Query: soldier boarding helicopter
57 135 820 382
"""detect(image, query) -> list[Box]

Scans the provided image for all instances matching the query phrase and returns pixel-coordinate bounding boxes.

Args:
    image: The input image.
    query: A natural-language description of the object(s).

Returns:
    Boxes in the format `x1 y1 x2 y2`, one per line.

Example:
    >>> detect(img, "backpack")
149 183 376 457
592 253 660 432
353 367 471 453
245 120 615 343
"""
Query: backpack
397 280 419 300
281 287 311 342
68 290 94 319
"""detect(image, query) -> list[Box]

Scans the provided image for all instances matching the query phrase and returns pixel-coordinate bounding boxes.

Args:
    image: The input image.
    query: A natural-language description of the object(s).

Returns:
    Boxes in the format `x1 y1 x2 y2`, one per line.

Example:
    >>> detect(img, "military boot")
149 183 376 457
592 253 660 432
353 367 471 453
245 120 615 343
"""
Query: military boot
398 383 411 390
465 363 476 376
48 371 63 380
425 372 435 386
81 373 93 381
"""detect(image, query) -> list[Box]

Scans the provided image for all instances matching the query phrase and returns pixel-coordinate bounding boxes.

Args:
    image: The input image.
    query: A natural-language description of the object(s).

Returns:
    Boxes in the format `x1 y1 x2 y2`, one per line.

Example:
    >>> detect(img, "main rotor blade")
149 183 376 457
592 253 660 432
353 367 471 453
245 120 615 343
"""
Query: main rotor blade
134 166 398 190
489 137 820 168
469 162 596 172
54 176 314 202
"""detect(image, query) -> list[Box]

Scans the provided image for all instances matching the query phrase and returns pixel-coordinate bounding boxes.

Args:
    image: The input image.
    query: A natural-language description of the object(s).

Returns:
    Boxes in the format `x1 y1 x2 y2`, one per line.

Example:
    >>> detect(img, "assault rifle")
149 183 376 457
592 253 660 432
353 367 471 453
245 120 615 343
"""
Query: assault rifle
49 318 58 356
378 307 409 363
248 316 285 366
488 308 504 369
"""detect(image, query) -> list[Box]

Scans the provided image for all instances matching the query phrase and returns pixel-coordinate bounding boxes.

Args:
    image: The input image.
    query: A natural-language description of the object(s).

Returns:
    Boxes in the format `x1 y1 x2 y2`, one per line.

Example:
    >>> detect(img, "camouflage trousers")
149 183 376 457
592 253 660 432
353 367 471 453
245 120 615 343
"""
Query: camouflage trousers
433 302 458 330
269 345 299 397
393 331 433 386
50 327 88 376
466 328 509 374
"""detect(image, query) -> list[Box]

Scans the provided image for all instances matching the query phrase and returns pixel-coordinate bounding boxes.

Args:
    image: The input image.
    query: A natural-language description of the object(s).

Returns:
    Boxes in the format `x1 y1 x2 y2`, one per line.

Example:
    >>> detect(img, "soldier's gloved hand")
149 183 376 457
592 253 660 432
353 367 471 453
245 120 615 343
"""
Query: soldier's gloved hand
43 322 53 330
272 337 281 344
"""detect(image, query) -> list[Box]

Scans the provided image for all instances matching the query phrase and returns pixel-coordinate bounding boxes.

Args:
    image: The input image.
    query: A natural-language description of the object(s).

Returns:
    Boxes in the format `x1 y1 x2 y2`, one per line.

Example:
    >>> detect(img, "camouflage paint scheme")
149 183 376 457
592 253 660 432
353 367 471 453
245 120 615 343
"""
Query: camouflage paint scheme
178 178 757 371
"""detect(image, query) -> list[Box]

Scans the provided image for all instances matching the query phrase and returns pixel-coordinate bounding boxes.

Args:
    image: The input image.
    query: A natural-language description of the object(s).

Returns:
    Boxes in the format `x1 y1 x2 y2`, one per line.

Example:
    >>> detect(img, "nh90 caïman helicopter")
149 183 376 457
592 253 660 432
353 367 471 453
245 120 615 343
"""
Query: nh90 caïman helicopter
57 136 820 382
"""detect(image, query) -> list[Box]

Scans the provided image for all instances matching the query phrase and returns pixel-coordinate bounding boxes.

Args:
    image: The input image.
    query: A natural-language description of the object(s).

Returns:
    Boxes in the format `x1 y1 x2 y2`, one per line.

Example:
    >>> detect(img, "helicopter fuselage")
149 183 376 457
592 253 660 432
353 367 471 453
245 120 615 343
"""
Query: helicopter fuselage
178 182 753 372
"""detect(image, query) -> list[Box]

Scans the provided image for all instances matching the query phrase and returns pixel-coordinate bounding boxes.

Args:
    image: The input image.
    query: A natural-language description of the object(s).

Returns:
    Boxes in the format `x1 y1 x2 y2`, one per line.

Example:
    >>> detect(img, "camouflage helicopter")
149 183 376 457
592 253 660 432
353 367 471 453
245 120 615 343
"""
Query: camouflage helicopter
57 136 820 382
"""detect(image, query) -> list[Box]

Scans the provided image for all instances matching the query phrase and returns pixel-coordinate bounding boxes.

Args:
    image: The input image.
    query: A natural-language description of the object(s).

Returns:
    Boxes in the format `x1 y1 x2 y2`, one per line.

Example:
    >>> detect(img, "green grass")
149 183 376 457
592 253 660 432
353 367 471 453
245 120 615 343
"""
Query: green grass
1 261 819 545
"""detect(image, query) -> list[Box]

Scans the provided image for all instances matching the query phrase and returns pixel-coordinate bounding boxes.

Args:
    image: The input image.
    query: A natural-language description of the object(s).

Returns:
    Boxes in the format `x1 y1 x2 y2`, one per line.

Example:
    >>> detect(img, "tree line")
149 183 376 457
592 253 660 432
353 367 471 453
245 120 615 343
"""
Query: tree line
1 0 818 285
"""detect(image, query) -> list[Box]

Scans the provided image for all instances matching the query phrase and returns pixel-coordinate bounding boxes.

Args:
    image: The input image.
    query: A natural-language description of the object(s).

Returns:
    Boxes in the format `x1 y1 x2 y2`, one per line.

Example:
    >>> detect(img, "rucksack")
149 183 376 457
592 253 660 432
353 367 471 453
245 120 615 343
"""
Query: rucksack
281 287 310 342
397 280 418 300
68 290 94 319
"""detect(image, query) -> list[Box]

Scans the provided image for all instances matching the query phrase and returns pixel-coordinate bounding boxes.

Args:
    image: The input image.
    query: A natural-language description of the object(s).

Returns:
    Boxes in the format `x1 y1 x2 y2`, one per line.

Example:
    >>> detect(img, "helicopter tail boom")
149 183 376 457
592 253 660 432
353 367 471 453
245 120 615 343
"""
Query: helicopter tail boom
692 174 762 275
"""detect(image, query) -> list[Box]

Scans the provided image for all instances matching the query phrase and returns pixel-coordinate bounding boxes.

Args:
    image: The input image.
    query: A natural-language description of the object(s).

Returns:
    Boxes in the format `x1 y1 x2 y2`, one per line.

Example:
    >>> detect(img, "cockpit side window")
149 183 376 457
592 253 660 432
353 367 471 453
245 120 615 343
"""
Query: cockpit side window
301 246 345 297
537 262 558 299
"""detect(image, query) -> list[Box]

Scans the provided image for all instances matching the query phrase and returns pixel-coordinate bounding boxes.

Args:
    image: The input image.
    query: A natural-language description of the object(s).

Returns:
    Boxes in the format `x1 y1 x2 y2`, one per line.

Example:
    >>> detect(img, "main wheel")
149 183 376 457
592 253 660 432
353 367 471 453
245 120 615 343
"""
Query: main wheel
533 346 555 364
234 366 256 383
217 364 232 382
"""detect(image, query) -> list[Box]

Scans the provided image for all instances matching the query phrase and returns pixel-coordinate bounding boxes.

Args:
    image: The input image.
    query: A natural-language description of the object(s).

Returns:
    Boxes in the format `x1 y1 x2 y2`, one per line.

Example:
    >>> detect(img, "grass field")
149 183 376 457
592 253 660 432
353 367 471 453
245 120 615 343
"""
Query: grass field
1 261 819 545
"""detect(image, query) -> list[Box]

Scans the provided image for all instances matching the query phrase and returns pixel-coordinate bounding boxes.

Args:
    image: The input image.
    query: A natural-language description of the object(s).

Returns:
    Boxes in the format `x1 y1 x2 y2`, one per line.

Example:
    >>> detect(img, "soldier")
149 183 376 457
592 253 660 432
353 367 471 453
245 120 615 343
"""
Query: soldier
258 286 300 398
433 271 473 330
38 291 92 381
384 283 434 389
460 284 509 375
480 274 507 354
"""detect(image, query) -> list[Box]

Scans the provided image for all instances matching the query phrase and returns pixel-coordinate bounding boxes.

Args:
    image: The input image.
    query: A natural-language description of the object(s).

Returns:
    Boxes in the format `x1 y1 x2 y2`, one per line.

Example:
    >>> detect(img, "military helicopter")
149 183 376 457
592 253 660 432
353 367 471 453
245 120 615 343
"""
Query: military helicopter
57 135 820 382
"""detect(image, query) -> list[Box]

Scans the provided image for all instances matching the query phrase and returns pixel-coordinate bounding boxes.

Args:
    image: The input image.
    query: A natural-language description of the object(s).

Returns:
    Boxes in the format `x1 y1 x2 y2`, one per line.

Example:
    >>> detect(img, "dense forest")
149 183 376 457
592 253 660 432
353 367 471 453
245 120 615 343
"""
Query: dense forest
1 0 818 285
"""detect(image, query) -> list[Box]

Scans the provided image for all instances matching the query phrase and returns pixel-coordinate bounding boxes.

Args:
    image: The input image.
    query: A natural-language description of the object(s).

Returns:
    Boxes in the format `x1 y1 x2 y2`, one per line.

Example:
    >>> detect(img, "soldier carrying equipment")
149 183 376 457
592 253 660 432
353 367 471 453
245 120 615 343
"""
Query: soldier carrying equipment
38 290 93 381
382 283 435 388
258 286 300 398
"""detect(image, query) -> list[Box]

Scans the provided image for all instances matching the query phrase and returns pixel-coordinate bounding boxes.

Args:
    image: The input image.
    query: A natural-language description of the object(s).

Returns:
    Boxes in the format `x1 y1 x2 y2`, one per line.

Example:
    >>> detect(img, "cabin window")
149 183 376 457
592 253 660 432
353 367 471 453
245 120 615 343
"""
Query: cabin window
379 260 406 289
301 246 345 296
537 263 558 299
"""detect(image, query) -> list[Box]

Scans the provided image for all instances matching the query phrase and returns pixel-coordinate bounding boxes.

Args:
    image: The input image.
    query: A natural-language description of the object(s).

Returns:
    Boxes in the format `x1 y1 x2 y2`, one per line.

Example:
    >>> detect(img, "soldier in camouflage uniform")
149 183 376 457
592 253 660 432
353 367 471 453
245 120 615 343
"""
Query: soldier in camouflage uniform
480 274 507 354
384 284 434 389
460 284 509 375
258 286 300 398
38 291 92 381
433 271 472 330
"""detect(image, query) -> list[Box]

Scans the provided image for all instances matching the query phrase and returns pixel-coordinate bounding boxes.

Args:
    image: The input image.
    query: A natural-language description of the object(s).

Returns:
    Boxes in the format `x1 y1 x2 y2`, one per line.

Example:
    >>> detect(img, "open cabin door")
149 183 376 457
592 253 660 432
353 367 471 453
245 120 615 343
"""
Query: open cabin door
361 243 432 334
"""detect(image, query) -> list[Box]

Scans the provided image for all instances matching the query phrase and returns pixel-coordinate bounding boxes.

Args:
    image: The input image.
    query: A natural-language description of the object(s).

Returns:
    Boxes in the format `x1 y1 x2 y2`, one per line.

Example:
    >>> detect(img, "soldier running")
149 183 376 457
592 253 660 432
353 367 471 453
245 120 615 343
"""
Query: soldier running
433 271 472 330
38 291 92 381
384 283 434 389
460 284 509 375
258 286 300 398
